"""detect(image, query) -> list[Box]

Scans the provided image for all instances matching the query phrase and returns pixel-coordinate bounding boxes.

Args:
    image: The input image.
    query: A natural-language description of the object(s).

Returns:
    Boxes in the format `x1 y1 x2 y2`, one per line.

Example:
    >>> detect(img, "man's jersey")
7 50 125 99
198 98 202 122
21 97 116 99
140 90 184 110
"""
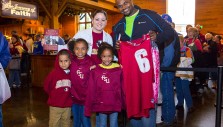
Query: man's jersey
118 35 155 118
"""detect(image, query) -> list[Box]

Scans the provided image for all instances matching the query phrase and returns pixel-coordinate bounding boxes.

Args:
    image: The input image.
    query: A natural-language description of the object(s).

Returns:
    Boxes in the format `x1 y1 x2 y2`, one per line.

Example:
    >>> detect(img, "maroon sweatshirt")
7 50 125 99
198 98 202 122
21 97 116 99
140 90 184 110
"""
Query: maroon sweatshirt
84 64 125 116
70 55 95 105
43 50 73 108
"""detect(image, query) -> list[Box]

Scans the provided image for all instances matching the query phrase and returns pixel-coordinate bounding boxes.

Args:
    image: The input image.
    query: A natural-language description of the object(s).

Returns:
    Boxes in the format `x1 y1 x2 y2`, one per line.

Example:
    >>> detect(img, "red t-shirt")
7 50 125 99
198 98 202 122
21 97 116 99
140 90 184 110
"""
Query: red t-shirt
91 31 103 64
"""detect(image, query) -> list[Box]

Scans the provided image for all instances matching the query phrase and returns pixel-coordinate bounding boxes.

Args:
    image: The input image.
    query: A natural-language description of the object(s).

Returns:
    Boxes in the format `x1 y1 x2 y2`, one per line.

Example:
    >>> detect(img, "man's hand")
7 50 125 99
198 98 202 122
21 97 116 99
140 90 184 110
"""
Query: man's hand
115 40 121 50
149 31 157 41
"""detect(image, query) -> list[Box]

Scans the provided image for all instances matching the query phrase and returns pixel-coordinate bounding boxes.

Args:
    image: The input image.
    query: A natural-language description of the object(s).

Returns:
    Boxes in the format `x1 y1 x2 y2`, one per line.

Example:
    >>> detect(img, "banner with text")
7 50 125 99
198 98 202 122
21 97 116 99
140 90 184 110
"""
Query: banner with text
1 0 38 19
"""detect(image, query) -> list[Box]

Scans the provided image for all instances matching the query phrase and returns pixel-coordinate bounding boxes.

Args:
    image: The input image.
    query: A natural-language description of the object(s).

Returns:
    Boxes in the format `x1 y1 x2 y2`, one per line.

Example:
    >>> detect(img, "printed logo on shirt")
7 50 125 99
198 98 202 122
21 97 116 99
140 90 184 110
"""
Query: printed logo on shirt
55 79 71 89
101 75 110 83
76 70 84 79
138 21 146 24
33 44 38 48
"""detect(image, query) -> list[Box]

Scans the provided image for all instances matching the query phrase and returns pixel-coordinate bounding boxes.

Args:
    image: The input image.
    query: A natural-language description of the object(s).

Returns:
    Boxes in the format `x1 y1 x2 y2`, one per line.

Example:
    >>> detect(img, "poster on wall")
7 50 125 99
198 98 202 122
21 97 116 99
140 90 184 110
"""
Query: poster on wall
44 29 59 45
1 0 38 19
43 29 59 51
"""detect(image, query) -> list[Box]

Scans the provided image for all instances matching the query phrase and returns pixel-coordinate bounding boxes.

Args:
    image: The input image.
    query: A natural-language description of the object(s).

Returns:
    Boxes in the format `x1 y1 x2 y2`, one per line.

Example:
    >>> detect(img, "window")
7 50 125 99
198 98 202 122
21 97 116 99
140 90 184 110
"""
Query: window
78 12 91 31
167 0 195 36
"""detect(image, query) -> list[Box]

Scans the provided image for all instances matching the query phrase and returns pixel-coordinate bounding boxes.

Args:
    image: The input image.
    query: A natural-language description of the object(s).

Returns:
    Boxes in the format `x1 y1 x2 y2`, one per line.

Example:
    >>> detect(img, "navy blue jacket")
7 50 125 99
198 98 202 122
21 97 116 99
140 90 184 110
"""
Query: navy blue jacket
33 41 43 55
113 6 180 67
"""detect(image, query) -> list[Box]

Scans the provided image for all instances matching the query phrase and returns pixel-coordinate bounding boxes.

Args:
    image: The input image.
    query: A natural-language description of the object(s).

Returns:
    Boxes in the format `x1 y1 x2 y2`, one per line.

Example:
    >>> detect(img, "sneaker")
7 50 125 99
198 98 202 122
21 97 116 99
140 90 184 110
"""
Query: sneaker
158 117 177 127
157 121 176 127
176 105 184 110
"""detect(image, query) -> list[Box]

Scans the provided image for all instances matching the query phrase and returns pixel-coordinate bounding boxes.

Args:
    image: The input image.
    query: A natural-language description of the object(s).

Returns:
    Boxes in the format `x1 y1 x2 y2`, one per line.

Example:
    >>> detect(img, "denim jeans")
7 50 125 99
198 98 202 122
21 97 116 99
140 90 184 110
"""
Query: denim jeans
0 104 3 127
72 104 91 127
175 78 193 108
98 112 118 127
130 108 156 127
8 70 20 87
160 72 176 123
96 113 99 127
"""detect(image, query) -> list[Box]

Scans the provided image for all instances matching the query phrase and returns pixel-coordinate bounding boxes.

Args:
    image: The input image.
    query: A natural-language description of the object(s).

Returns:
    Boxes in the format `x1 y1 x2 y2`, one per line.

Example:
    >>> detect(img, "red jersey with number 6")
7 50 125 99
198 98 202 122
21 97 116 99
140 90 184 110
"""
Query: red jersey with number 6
118 35 155 118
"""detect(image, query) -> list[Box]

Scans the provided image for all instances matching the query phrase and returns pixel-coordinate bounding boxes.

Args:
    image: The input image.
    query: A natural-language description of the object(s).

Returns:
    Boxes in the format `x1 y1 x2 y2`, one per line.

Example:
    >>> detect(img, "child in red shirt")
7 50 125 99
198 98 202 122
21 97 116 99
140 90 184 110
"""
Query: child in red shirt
69 38 95 127
85 42 125 127
44 49 73 127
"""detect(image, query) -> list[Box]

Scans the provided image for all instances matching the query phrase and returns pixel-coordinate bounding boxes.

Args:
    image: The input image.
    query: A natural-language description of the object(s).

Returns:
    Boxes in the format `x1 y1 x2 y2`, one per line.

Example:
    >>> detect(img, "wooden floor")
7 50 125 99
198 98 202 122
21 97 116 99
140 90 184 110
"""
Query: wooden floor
2 82 223 127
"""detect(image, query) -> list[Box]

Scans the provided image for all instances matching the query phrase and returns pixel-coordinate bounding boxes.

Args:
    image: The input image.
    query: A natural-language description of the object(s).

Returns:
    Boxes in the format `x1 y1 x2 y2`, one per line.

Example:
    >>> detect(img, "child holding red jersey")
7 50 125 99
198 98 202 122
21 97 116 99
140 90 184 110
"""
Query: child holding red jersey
69 38 95 127
44 49 73 127
85 42 125 127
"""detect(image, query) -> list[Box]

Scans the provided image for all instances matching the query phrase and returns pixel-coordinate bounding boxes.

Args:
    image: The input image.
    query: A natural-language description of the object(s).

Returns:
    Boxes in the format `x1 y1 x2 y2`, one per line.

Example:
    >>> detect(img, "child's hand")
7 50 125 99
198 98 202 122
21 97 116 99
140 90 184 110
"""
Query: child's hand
90 65 96 70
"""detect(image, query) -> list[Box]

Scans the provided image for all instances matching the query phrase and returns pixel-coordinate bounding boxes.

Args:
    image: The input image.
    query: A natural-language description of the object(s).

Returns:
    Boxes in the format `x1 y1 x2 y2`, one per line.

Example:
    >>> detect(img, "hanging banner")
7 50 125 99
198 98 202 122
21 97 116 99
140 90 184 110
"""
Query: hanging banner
1 0 38 19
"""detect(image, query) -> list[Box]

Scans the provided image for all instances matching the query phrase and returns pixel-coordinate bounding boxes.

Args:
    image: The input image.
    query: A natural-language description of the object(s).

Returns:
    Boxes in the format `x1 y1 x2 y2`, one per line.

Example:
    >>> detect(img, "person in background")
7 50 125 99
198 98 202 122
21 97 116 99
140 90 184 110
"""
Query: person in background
44 49 73 127
8 34 24 88
33 34 44 55
170 22 182 35
25 34 34 53
63 34 71 44
85 42 124 127
185 27 204 95
203 33 218 89
0 32 11 127
175 35 194 112
73 10 113 64
58 36 66 45
69 38 95 127
214 35 223 56
11 30 28 52
184 24 193 39
214 35 223 66
195 24 206 45
113 0 180 126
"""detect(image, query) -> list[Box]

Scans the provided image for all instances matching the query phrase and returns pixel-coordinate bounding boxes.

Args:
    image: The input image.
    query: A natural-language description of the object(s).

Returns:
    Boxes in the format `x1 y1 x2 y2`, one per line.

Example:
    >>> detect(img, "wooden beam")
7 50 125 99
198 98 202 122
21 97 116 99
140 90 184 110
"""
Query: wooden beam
50 0 59 29
103 0 115 4
38 0 52 19
56 0 67 17
69 0 119 13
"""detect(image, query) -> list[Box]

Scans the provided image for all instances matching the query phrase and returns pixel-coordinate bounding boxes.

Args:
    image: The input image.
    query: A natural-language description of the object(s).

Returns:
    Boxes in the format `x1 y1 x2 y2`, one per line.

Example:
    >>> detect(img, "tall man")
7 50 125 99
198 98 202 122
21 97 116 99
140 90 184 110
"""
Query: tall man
113 0 180 126
0 32 11 127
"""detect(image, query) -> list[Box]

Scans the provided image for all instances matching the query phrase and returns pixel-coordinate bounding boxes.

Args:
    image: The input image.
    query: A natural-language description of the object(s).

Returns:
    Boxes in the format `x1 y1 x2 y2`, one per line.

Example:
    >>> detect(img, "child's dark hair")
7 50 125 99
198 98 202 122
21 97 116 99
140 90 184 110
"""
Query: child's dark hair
67 38 88 54
58 49 71 60
97 42 114 59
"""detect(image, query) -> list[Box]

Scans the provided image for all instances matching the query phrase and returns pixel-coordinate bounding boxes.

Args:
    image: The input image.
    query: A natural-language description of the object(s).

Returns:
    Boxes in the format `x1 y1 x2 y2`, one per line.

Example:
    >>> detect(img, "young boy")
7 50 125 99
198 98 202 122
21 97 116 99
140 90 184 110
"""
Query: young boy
44 49 73 127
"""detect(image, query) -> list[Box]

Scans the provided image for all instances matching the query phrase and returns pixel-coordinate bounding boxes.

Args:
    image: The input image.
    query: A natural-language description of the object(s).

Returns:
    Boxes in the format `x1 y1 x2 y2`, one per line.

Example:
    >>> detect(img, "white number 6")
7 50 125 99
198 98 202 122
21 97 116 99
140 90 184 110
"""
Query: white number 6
134 49 150 73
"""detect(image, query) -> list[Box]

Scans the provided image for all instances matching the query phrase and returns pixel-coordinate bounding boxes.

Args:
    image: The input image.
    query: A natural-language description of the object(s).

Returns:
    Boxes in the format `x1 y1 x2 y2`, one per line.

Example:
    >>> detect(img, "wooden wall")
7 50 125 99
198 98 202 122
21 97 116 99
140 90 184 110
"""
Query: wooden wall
134 0 166 14
196 0 223 35
60 15 77 37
